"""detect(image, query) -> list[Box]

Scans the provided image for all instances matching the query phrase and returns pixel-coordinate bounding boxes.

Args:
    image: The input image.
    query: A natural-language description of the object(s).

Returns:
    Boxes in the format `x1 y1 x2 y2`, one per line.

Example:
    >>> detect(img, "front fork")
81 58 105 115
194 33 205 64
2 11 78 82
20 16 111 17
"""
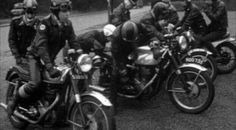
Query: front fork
71 78 87 127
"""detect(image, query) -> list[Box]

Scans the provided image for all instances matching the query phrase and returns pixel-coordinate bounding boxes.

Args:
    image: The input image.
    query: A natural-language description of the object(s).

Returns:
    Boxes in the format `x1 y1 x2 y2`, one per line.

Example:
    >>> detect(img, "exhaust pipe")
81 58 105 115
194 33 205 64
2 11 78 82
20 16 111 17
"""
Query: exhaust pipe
0 102 7 111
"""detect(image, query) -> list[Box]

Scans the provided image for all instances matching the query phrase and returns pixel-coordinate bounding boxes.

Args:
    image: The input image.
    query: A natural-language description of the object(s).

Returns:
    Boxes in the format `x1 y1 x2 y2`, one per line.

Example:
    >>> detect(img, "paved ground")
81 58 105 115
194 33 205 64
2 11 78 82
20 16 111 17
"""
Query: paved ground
0 6 236 130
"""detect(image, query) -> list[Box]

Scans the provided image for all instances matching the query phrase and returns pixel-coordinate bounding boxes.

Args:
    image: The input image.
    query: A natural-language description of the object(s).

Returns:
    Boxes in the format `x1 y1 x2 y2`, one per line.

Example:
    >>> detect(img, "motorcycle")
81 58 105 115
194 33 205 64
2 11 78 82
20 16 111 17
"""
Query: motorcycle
0 50 115 130
90 34 215 114
180 28 236 74
176 29 218 81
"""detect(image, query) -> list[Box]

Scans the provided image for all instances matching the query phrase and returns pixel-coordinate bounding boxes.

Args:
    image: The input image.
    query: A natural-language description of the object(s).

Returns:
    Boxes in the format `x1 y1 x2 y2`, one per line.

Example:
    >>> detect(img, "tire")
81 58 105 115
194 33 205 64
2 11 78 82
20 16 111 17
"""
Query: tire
168 67 215 114
181 52 218 81
6 77 28 129
216 42 236 74
70 96 116 130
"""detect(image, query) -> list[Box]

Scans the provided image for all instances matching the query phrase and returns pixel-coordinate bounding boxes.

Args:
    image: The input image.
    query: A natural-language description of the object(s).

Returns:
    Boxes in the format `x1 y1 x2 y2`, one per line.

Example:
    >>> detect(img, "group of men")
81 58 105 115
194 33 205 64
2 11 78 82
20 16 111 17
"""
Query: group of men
7 0 228 116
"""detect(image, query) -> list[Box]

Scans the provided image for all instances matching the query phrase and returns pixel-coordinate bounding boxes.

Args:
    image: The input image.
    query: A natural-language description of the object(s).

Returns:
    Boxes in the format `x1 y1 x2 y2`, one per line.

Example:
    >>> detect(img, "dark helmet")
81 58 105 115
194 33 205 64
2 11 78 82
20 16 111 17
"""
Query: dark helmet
152 2 169 18
23 0 38 14
50 0 72 12
121 21 139 42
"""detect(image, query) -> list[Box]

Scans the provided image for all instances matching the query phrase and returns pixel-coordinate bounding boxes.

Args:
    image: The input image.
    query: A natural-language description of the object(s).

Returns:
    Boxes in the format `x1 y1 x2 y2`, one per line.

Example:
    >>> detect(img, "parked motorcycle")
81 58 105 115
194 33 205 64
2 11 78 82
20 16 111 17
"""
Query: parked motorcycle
179 28 236 74
177 29 218 81
0 50 115 130
90 34 215 114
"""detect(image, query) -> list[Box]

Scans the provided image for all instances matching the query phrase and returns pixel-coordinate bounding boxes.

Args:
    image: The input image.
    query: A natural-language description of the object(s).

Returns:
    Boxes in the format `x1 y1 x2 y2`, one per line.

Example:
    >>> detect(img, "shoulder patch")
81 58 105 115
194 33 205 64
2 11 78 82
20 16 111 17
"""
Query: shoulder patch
39 24 46 30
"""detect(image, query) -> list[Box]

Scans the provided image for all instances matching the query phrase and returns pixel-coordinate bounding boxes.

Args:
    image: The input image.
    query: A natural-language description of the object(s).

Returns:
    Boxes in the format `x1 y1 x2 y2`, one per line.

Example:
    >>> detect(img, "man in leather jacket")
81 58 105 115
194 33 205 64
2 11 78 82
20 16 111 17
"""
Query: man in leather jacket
7 0 80 116
8 0 39 65
151 0 179 25
140 2 171 41
111 0 137 26
174 0 207 36
201 0 228 57
110 21 158 112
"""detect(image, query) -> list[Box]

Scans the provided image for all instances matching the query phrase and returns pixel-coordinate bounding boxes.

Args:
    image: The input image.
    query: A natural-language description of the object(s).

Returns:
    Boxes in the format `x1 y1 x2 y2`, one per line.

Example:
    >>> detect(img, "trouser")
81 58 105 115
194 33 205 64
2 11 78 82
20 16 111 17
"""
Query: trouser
18 55 41 98
198 28 227 56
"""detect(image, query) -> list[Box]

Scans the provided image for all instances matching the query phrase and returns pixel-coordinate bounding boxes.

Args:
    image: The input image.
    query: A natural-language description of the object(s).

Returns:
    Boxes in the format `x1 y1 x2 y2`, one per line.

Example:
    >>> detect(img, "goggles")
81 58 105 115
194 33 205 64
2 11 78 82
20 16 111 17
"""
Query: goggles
59 2 72 12
25 7 37 14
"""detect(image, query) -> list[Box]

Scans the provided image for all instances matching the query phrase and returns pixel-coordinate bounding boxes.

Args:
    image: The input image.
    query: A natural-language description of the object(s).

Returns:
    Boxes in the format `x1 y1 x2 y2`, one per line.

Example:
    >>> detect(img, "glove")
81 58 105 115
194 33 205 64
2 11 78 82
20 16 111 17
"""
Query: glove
48 67 61 78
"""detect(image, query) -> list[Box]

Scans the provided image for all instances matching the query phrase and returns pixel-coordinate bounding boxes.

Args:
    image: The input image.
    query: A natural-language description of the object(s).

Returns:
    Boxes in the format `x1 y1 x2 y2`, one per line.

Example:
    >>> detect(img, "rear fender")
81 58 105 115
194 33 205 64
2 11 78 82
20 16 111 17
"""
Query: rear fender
212 37 236 47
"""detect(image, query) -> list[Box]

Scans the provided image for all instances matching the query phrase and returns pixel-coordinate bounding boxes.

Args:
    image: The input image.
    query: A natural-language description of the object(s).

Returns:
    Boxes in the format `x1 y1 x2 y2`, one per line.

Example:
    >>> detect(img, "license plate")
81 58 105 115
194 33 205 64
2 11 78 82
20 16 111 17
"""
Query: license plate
185 57 204 65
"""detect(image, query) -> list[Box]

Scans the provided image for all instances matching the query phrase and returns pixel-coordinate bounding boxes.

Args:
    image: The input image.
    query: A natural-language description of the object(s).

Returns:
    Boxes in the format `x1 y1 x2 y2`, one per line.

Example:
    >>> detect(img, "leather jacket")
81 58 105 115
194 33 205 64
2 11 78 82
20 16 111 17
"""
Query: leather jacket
30 14 80 70
8 15 39 58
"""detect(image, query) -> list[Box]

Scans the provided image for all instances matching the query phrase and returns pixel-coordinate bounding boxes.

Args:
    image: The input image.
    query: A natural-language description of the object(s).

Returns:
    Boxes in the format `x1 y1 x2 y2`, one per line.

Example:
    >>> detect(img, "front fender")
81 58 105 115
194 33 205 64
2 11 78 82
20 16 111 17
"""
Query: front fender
165 63 207 90
187 48 212 56
179 63 207 72
81 91 112 107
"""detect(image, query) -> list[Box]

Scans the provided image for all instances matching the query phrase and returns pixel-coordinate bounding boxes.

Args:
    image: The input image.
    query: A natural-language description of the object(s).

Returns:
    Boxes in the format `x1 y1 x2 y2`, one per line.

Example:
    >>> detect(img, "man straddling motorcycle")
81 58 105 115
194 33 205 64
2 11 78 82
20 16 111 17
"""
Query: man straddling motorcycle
201 0 228 59
8 0 39 66
7 0 81 118
77 24 116 59
174 0 228 59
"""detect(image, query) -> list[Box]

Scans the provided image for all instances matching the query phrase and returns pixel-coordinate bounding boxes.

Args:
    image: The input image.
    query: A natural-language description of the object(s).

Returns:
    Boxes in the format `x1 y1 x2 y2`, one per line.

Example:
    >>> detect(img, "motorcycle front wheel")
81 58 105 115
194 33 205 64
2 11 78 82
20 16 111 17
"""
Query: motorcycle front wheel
70 96 115 130
168 67 215 114
181 52 217 81
216 42 236 74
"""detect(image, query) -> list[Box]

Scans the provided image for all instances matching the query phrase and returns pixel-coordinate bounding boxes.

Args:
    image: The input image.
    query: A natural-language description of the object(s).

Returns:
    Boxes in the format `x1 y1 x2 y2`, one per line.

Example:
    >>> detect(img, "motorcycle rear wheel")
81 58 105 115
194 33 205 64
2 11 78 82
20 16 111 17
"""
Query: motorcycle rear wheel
216 42 236 74
70 96 115 130
6 77 28 129
168 67 214 114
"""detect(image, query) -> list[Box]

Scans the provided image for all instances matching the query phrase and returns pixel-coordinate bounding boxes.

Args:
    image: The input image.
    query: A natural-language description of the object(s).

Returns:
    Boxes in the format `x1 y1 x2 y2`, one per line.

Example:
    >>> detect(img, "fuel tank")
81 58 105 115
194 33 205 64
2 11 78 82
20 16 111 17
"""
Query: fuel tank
134 46 160 66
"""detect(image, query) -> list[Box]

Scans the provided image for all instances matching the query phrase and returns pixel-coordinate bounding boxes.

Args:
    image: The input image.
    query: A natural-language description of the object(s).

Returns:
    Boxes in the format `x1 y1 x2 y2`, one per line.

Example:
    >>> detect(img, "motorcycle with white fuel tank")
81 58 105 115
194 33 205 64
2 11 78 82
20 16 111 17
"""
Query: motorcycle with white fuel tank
0 50 115 130
90 34 215 114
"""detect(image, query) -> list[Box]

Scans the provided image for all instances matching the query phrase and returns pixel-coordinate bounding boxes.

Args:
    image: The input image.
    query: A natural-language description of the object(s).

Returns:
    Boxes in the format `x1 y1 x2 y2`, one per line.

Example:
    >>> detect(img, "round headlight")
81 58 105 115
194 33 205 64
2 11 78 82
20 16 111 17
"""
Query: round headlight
178 36 188 50
77 54 92 72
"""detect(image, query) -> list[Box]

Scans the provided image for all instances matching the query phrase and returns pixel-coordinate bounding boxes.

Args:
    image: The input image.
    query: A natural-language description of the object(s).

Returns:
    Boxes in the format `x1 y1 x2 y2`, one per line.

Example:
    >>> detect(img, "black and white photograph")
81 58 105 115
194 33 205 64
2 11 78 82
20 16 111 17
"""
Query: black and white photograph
0 0 235 129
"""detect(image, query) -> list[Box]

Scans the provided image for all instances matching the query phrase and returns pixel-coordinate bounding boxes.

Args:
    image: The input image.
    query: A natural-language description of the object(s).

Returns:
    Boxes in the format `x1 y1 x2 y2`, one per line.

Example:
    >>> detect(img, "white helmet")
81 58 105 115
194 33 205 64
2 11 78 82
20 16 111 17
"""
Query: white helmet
103 24 116 37
23 0 38 9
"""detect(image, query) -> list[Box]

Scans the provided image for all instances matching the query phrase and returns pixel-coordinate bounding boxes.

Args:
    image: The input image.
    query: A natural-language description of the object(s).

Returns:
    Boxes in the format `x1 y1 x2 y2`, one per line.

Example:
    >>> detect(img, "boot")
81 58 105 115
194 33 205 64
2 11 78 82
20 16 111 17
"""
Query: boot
7 92 21 115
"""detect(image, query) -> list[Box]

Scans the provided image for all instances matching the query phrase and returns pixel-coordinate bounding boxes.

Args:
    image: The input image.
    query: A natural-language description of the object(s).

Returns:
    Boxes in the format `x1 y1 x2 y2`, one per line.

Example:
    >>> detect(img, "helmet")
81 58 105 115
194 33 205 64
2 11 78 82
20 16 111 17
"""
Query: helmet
23 0 38 14
103 24 116 37
121 21 139 42
50 0 72 12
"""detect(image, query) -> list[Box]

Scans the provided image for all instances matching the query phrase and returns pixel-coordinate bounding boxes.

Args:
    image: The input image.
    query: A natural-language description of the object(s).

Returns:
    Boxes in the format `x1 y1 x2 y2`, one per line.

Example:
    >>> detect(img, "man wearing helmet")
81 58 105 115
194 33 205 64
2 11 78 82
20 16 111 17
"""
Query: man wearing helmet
8 0 39 66
110 21 158 110
77 24 116 55
7 0 80 118
111 0 137 26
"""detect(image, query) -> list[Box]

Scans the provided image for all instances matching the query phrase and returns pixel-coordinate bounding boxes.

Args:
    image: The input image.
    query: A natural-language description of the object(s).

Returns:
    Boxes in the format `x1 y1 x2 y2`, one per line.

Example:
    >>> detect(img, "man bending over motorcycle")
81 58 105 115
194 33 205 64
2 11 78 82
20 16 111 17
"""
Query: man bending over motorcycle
7 0 80 118
77 24 116 60
110 21 160 111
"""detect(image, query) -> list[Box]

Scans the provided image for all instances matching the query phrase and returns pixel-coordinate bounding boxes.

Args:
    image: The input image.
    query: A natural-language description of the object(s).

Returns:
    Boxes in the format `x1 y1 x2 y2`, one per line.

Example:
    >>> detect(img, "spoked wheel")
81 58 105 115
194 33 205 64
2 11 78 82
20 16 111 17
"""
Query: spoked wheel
181 52 217 81
216 42 236 74
70 96 115 130
6 77 28 129
168 67 215 114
